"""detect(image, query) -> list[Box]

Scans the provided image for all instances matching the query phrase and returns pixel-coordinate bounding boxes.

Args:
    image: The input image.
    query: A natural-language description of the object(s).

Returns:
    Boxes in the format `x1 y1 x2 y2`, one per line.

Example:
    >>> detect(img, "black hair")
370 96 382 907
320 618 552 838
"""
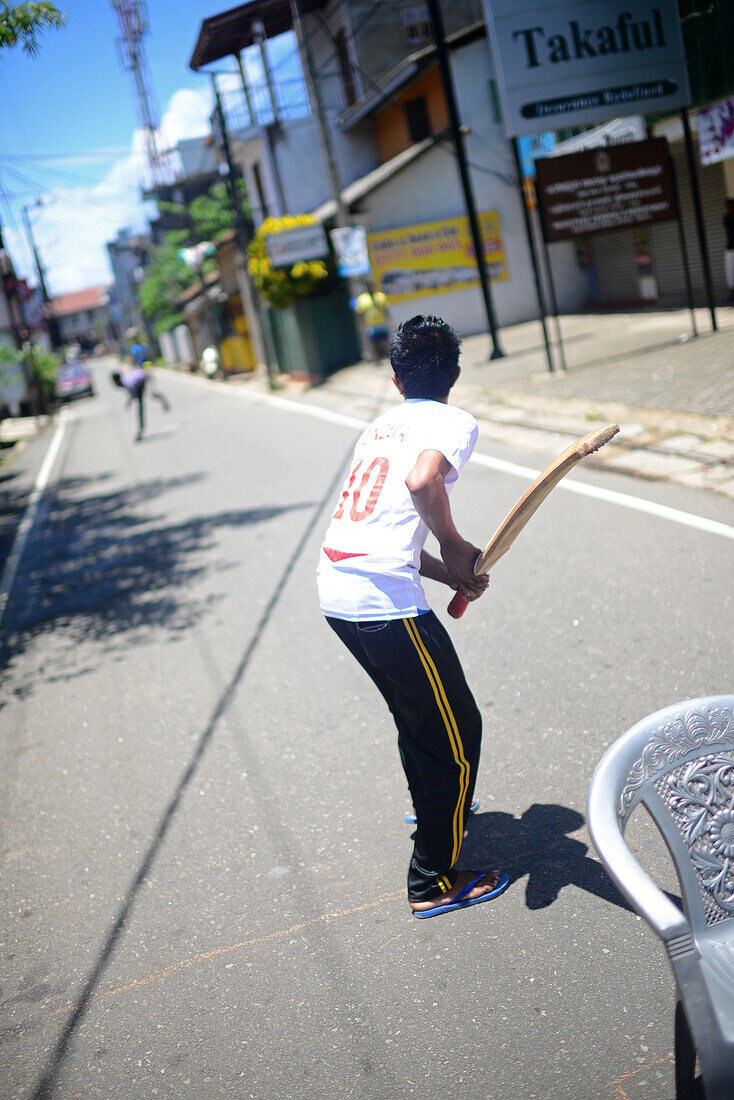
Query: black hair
389 315 461 400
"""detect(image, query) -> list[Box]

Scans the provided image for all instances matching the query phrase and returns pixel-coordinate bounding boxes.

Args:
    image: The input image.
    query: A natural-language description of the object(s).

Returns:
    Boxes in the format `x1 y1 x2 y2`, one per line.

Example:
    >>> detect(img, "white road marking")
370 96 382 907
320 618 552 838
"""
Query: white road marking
469 452 734 540
127 370 734 541
0 410 68 628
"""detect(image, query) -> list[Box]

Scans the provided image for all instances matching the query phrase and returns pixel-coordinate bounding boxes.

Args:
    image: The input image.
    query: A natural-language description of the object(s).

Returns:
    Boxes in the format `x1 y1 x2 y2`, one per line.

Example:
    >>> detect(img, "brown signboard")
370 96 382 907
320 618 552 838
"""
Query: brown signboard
535 138 675 241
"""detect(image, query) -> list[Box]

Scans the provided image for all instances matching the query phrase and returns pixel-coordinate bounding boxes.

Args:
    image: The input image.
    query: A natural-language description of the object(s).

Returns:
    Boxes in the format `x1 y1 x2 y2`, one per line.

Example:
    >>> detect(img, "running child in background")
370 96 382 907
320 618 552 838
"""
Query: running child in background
317 314 509 918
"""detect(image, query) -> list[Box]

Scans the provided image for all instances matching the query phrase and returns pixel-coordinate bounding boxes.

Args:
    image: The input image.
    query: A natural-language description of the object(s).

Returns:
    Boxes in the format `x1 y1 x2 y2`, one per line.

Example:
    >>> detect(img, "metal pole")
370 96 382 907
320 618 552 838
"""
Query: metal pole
668 145 698 338
288 0 369 361
234 51 256 126
21 201 62 348
536 221 568 373
211 74 278 385
235 46 287 217
681 109 717 331
510 141 554 373
426 0 504 359
290 0 349 227
252 22 280 124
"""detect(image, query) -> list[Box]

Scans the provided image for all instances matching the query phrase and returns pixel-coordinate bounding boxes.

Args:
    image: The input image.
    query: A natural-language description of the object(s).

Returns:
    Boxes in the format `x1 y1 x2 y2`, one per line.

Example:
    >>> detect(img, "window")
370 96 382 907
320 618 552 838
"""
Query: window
402 4 432 46
335 28 356 107
405 96 430 143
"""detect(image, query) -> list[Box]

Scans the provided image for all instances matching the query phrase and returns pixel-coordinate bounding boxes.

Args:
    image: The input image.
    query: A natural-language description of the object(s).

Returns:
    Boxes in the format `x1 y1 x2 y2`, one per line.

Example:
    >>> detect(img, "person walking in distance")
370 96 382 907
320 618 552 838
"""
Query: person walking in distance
353 282 391 361
317 314 509 918
724 199 734 302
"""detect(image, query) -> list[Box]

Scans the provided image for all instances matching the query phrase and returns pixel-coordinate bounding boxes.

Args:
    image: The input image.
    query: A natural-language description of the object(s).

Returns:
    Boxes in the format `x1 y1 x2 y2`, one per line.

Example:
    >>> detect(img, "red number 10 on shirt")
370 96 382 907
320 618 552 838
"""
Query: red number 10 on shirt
332 457 390 522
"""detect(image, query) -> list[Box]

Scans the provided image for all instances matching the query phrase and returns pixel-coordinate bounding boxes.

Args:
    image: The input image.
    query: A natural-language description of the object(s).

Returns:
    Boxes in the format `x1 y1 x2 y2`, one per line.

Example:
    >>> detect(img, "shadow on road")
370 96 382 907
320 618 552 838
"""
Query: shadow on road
24 442 359 1100
0 469 315 688
462 802 660 913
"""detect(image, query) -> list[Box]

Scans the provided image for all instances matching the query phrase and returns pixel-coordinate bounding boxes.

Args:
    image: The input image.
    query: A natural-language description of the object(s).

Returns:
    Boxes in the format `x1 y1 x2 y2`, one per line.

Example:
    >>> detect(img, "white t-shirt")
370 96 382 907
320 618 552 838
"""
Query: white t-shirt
317 398 478 620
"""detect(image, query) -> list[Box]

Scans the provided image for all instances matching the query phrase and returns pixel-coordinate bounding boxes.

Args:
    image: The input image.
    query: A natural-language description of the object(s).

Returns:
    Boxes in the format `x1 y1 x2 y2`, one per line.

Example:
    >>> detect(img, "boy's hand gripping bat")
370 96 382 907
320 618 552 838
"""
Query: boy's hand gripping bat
447 423 620 619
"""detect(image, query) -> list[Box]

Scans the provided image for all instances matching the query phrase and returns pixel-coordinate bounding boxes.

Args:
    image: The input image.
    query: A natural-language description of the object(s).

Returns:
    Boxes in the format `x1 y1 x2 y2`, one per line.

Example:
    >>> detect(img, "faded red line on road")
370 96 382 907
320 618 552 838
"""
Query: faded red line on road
605 1052 673 1088
52 891 404 1014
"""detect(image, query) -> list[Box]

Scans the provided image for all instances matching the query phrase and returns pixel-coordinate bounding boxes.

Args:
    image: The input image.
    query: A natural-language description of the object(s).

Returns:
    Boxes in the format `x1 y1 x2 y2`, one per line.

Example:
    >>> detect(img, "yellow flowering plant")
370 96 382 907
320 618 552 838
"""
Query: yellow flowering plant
247 214 331 309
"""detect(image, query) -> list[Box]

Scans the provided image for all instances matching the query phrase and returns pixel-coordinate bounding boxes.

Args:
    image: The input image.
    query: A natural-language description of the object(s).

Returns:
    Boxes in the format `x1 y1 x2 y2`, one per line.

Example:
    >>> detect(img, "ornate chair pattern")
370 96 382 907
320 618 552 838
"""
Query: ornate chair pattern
587 695 734 1100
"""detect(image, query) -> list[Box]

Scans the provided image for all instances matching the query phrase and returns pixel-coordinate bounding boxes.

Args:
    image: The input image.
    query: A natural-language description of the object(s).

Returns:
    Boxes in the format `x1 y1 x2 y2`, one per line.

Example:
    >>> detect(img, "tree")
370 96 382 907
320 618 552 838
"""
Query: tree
138 230 196 336
189 179 250 243
0 3 67 54
157 178 250 245
138 180 251 334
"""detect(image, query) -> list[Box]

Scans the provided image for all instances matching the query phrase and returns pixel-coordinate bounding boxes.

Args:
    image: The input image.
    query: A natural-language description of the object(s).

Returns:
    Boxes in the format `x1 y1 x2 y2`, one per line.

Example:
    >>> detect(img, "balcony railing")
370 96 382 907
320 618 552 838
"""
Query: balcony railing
217 74 351 135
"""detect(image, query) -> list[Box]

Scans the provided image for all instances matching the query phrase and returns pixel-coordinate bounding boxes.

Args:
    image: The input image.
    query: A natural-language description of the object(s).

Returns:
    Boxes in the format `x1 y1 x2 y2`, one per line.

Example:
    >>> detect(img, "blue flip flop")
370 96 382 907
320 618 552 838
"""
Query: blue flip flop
404 799 479 825
411 870 510 919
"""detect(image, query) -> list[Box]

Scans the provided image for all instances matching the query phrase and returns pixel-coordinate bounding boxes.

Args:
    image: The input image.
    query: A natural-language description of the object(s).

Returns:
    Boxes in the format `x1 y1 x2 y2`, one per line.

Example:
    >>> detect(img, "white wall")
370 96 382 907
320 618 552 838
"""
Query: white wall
234 114 379 223
273 115 379 216
358 38 587 335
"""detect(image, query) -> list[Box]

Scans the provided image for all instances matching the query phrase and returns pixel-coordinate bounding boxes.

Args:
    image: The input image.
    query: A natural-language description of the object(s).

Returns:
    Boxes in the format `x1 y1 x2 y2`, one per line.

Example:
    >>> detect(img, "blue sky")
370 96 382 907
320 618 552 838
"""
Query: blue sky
0 0 300 293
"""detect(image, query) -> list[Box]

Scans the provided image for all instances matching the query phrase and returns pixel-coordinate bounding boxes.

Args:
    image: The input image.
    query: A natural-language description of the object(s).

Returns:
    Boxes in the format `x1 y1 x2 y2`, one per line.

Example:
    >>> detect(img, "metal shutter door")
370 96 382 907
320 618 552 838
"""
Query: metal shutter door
589 229 639 302
649 141 728 303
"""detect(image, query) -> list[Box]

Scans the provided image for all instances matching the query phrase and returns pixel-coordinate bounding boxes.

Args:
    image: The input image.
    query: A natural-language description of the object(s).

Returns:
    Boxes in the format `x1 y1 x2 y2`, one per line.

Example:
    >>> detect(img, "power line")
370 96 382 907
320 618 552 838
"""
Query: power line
0 155 147 191
0 161 148 223
312 9 515 187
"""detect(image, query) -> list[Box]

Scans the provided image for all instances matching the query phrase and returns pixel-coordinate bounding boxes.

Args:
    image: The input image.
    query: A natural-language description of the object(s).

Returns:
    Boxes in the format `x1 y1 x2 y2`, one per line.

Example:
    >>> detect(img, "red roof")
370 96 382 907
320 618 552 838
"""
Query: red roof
52 285 109 315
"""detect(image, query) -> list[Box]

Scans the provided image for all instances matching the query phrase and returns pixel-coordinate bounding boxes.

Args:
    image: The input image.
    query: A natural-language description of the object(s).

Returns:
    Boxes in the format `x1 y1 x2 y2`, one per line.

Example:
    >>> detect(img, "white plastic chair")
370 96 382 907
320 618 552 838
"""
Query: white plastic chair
587 695 734 1099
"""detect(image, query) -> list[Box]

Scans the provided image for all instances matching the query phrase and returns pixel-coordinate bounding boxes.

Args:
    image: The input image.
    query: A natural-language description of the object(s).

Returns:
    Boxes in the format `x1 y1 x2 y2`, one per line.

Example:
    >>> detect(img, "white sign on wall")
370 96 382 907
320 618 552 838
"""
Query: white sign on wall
482 0 691 138
265 224 329 268
330 226 371 278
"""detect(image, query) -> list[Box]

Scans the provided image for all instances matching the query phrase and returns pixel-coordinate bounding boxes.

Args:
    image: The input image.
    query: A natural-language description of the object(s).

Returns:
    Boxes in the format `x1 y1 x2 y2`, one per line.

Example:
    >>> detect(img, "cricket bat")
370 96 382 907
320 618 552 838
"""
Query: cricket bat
447 423 620 619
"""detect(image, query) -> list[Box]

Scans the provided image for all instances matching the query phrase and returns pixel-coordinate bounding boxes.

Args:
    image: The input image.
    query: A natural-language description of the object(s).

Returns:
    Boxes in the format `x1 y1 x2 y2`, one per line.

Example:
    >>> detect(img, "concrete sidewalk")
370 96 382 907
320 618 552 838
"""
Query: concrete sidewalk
271 307 734 500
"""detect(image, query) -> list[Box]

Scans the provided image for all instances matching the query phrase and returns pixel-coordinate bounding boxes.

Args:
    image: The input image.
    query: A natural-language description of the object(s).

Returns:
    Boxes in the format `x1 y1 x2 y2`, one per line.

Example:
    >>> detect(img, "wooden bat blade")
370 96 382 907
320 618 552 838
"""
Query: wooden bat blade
475 422 619 575
447 423 619 619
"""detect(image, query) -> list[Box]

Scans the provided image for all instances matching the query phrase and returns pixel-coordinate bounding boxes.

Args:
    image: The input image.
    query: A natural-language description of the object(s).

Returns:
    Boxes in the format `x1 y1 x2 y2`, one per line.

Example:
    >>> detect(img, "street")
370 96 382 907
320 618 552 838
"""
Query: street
1 358 733 1099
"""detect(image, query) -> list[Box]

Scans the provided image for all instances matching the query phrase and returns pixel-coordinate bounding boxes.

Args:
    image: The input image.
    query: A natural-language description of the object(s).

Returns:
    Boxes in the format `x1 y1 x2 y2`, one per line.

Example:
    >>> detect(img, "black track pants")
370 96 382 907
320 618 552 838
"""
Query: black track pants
326 611 482 901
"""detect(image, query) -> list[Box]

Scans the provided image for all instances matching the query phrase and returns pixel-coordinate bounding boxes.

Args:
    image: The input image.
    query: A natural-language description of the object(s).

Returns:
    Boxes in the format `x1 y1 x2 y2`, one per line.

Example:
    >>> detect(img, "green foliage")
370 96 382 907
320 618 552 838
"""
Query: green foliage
247 215 331 310
27 343 60 403
188 179 250 243
136 179 250 332
0 2 67 54
0 343 22 363
138 230 195 330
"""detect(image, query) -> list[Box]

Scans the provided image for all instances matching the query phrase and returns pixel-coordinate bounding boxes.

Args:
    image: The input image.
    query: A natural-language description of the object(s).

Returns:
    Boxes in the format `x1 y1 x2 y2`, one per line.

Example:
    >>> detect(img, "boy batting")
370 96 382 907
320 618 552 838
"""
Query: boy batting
317 315 509 918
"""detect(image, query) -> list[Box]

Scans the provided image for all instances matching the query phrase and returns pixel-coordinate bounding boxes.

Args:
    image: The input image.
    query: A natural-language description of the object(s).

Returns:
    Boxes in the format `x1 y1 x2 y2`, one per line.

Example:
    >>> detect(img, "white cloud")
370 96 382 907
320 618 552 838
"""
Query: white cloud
8 83 215 297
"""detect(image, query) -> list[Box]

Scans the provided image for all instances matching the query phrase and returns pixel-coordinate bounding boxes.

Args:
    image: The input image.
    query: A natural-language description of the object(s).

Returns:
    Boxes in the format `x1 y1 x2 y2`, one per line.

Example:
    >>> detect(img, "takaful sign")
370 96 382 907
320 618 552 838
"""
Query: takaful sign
535 138 676 241
482 1 691 138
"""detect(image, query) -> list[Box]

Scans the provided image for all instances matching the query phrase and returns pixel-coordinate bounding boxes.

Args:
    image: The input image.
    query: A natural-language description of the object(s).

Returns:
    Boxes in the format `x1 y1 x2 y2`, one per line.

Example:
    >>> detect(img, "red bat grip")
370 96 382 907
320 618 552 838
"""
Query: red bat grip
447 590 469 619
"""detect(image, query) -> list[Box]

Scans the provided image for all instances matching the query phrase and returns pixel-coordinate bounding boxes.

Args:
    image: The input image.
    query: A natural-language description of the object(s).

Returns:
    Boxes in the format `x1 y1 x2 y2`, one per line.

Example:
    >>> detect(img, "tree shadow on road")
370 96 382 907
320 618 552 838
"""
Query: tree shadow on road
23 443 356 1100
0 469 315 690
460 802 679 913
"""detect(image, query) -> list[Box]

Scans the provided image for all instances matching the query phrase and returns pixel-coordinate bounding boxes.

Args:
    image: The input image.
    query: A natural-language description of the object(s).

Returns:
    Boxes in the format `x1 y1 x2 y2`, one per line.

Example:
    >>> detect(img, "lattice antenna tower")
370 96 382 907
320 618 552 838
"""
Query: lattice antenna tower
110 0 175 188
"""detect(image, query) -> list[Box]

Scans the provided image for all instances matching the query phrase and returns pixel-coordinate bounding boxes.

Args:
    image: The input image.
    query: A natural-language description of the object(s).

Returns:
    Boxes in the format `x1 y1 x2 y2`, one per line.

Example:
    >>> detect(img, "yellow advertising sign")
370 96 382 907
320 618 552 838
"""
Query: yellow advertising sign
367 211 508 302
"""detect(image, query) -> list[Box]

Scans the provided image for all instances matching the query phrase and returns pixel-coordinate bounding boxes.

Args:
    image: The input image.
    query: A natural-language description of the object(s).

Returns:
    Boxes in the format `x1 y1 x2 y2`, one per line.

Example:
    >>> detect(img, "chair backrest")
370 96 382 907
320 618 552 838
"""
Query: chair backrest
588 696 734 945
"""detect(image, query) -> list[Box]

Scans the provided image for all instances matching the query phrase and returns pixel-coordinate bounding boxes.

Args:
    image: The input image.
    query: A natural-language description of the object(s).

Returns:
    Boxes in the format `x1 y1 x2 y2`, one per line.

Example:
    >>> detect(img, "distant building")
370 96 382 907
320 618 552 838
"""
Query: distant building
106 228 153 341
52 286 112 350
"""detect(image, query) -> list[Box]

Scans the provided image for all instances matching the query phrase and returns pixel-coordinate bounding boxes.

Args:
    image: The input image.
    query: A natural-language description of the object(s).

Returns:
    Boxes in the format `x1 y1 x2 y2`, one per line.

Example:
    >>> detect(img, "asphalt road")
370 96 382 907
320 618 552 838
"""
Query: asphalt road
1 358 732 1099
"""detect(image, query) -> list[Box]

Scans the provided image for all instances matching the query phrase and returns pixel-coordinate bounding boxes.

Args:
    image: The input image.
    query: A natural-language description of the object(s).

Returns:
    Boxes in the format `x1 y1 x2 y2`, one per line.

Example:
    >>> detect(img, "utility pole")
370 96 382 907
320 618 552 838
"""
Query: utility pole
425 0 504 359
21 200 62 348
211 73 277 385
289 0 350 228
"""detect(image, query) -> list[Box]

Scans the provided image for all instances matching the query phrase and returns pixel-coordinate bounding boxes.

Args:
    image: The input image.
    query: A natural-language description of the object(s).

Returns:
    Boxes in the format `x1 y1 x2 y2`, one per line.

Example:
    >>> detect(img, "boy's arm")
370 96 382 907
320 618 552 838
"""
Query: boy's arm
407 449 488 600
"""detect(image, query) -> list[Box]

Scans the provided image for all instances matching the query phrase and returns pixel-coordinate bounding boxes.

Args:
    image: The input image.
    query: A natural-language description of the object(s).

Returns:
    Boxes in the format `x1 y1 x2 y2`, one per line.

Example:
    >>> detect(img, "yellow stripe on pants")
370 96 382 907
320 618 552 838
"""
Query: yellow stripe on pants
403 617 470 866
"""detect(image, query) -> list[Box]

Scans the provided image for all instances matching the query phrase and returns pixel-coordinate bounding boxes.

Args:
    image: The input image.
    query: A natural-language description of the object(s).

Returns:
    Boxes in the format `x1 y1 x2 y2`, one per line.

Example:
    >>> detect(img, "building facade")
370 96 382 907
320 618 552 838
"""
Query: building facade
52 286 112 350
